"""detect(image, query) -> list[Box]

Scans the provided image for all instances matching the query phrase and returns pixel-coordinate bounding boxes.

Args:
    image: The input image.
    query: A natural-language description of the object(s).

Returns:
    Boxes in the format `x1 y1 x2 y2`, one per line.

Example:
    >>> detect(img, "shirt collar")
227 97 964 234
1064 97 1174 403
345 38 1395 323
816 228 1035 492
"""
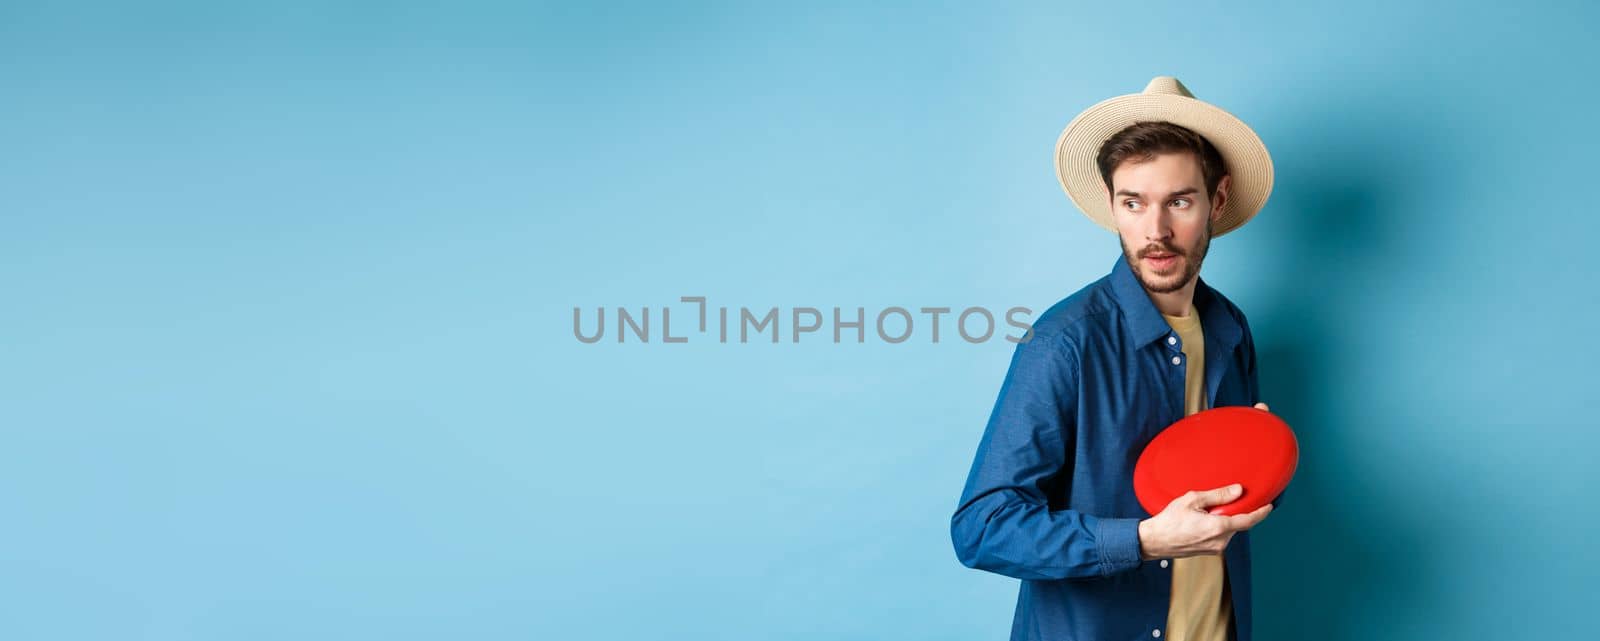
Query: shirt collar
1107 252 1243 352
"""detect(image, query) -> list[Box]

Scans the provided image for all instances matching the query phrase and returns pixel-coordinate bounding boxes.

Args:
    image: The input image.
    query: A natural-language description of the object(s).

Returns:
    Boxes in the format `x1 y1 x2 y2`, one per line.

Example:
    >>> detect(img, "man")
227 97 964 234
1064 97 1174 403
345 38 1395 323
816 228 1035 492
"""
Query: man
950 76 1288 641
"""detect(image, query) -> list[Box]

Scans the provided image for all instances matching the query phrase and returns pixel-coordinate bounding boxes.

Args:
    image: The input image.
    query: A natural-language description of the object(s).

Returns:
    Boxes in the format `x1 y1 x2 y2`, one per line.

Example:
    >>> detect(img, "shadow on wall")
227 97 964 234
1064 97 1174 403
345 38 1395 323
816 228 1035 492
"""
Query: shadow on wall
1244 94 1449 639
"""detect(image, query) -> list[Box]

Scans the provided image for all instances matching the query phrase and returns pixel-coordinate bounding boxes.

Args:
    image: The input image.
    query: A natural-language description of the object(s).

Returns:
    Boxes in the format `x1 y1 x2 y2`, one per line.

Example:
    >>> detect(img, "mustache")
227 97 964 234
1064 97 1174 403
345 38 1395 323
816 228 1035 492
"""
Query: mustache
1137 244 1184 258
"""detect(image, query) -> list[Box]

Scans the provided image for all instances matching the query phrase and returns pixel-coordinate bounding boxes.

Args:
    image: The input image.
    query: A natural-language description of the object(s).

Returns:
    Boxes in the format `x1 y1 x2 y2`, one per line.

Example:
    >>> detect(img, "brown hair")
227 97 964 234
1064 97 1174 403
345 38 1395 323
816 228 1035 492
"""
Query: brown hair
1095 121 1227 198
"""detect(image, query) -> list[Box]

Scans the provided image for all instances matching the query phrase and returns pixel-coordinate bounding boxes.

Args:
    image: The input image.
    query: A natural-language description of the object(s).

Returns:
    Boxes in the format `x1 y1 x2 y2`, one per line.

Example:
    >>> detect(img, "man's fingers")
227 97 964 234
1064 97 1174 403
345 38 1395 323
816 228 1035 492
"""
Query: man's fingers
1224 503 1273 530
1254 402 1270 411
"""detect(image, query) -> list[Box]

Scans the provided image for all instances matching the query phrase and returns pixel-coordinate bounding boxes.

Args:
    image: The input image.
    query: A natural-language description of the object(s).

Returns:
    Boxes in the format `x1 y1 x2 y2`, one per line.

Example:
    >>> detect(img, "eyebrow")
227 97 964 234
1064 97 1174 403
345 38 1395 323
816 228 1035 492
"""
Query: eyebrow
1114 187 1200 199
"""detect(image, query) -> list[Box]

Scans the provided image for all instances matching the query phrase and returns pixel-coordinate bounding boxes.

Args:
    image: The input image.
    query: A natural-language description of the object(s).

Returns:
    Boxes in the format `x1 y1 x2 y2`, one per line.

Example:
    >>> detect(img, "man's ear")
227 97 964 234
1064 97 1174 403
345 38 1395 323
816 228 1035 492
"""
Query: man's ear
1210 174 1232 222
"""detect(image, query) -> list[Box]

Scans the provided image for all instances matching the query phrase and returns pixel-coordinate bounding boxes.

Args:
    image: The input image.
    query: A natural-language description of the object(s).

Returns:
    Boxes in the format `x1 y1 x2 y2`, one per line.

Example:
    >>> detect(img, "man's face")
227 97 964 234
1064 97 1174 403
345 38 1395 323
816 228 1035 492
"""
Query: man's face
1107 151 1230 294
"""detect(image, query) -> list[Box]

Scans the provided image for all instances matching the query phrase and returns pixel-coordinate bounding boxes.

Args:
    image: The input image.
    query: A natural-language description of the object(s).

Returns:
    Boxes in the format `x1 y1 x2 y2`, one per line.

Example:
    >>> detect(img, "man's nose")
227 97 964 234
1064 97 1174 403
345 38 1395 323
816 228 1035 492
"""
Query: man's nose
1145 211 1173 242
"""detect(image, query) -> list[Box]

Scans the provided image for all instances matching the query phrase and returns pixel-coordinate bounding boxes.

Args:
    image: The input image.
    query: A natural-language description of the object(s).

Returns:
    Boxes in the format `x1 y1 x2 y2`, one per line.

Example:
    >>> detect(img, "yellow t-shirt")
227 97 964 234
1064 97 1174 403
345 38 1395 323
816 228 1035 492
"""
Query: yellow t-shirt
1160 302 1233 641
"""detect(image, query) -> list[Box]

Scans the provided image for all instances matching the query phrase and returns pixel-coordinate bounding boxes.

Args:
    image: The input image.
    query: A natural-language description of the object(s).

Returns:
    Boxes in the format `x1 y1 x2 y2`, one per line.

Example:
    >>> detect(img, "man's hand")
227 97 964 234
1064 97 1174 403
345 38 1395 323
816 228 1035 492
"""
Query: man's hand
1254 402 1270 412
1137 483 1273 560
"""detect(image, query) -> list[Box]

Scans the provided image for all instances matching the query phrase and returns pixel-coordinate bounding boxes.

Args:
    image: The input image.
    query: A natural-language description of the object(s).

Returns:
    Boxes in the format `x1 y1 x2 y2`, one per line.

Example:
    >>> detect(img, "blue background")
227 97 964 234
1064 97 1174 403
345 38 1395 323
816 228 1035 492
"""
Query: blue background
4 1 1596 639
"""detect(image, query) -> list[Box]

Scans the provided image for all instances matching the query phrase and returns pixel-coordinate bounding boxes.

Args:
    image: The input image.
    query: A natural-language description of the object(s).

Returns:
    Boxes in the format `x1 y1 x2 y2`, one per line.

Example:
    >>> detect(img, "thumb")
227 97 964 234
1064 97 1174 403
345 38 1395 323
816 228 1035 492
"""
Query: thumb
1192 483 1244 509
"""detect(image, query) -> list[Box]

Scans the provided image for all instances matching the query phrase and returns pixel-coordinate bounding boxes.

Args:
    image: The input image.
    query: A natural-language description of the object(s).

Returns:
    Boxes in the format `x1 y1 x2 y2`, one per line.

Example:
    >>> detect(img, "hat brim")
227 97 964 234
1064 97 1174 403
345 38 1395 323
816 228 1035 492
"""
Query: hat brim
1054 93 1274 238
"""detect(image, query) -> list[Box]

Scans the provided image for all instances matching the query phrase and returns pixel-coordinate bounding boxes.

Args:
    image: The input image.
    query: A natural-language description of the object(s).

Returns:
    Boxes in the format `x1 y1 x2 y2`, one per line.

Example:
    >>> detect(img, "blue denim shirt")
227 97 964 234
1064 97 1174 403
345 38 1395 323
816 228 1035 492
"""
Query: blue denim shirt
951 253 1286 641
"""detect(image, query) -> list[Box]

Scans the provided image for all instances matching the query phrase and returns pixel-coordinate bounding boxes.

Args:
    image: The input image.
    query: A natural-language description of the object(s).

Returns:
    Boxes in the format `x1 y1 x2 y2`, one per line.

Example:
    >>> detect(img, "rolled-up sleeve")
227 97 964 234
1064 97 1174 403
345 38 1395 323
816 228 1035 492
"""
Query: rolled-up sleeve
950 331 1144 581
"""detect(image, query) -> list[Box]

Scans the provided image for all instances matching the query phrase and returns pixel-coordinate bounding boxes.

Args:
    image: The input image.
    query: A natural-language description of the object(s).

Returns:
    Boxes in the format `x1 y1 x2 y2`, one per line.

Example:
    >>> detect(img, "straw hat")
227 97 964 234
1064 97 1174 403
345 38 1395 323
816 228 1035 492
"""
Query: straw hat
1053 75 1274 238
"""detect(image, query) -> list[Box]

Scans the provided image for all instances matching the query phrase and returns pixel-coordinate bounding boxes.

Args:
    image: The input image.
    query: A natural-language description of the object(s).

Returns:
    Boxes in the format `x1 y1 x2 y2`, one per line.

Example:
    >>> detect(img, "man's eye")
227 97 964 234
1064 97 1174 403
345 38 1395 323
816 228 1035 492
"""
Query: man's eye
1123 201 1141 211
1171 198 1190 208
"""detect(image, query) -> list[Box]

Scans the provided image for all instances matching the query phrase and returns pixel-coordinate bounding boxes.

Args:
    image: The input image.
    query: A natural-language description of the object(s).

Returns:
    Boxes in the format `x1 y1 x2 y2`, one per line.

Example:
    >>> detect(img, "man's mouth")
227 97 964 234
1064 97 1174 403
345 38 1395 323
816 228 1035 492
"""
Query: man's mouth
1143 252 1180 270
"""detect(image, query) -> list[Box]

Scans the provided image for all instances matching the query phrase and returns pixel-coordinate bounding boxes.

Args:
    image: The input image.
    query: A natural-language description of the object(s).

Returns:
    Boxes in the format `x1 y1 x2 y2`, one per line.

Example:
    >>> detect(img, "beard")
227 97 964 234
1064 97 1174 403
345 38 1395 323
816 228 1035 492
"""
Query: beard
1121 220 1212 294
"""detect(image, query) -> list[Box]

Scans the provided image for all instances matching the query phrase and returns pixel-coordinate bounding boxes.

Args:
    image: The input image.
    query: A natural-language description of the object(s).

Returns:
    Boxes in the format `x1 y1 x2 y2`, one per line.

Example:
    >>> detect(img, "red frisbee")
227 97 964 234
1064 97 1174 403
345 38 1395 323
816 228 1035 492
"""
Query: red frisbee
1133 406 1298 517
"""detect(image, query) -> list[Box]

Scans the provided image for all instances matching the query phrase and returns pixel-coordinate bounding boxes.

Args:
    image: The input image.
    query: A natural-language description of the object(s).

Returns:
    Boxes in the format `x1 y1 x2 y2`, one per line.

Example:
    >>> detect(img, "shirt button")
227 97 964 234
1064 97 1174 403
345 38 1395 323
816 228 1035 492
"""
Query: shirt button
1167 336 1177 345
1160 559 1169 568
1171 356 1181 365
1153 629 1162 638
